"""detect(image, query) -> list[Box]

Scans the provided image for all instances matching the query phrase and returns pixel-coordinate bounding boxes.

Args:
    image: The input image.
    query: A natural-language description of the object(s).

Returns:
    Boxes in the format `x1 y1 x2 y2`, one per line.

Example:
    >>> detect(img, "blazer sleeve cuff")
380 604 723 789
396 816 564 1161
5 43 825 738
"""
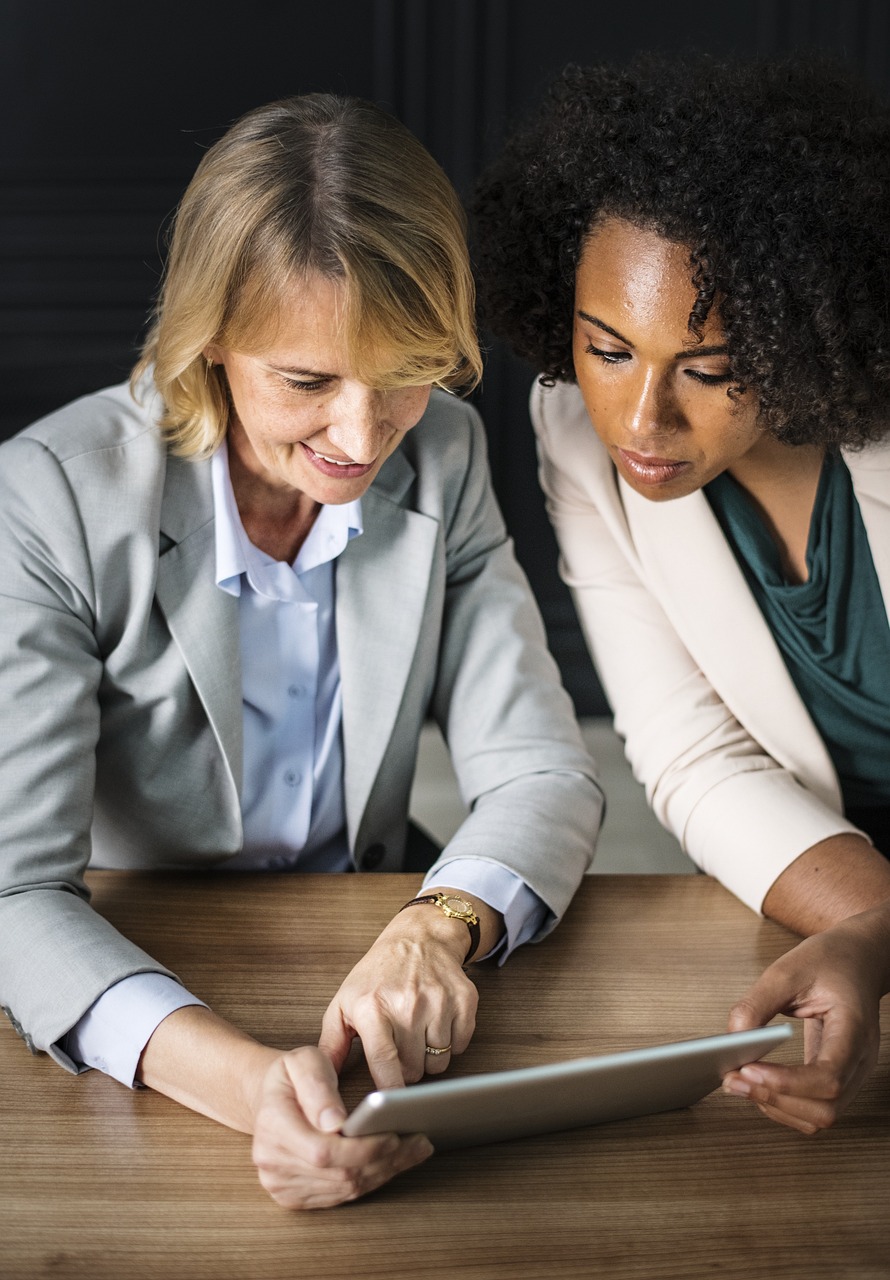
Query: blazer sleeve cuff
683 766 866 914
57 974 207 1087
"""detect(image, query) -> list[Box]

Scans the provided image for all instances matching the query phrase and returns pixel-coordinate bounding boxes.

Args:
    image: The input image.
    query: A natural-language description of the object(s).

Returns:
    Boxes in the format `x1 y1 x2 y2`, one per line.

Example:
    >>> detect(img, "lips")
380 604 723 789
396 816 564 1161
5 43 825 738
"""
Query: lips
301 442 374 479
616 447 692 486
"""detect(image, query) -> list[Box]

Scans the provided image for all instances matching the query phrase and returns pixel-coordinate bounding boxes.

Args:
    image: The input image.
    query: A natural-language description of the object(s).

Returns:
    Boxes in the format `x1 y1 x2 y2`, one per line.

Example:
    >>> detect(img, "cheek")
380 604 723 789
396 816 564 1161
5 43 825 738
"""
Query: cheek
709 404 762 459
575 368 618 438
394 386 432 433
225 369 271 430
246 401 318 457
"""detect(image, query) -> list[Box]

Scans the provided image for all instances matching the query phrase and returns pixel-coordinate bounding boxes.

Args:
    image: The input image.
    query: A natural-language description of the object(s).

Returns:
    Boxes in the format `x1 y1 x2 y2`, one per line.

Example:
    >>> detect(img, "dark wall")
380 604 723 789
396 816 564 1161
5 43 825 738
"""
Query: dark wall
3 0 888 712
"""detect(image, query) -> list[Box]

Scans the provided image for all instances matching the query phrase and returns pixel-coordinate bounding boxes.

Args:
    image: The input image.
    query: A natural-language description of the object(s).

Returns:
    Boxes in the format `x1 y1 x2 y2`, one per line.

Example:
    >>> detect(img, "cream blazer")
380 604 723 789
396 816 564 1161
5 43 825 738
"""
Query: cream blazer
533 379 890 914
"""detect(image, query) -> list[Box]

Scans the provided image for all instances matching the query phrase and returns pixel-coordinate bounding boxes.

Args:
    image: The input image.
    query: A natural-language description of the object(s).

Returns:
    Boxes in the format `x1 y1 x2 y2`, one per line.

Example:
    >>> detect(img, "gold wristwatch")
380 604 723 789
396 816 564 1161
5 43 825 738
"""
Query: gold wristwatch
399 892 481 963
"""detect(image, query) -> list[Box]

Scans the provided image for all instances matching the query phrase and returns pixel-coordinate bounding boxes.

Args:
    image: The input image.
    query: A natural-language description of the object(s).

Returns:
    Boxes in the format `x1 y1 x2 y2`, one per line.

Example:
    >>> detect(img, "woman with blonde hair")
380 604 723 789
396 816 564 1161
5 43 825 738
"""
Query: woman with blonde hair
0 94 601 1209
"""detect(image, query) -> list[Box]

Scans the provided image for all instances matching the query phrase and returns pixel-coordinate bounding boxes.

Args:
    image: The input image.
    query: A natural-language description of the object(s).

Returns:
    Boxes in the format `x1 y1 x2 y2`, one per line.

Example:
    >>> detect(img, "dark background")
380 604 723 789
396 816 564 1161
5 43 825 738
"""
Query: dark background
3 0 889 712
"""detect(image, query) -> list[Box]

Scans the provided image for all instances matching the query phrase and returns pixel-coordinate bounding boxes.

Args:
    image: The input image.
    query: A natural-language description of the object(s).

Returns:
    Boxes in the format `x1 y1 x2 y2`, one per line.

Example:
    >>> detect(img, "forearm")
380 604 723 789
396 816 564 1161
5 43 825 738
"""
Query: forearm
136 1004 281 1134
761 832 890 936
423 772 600 926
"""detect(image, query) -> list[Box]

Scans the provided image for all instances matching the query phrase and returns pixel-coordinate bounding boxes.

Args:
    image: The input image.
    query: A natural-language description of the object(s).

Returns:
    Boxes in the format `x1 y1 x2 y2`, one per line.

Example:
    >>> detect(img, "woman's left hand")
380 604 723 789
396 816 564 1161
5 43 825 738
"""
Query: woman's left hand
722 903 890 1132
318 893 499 1088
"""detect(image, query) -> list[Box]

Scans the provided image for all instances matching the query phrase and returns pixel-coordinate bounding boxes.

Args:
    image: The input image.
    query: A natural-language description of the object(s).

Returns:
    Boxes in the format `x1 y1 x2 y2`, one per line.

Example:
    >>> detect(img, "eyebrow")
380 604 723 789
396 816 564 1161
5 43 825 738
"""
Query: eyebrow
576 311 728 361
267 362 337 378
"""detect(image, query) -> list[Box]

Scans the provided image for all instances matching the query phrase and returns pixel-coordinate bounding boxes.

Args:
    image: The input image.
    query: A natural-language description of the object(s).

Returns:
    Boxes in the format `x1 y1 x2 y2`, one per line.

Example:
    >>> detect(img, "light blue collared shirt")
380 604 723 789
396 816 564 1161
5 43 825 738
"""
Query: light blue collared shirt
63 442 545 1085
211 440 358 872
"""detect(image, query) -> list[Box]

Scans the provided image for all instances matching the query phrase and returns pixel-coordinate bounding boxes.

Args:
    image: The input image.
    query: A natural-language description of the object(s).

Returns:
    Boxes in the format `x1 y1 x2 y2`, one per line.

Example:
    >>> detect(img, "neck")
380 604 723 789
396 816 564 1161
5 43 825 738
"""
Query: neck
728 437 826 584
226 435 320 565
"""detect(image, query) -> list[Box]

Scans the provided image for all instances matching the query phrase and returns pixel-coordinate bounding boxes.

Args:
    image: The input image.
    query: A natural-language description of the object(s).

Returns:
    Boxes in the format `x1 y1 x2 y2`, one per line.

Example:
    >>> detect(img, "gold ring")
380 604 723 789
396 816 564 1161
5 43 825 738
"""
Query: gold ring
425 1043 452 1056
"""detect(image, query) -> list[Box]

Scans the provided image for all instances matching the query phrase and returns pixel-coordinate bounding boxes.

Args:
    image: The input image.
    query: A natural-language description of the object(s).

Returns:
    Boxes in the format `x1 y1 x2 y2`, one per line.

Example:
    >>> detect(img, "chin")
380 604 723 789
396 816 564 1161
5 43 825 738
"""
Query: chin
619 470 701 503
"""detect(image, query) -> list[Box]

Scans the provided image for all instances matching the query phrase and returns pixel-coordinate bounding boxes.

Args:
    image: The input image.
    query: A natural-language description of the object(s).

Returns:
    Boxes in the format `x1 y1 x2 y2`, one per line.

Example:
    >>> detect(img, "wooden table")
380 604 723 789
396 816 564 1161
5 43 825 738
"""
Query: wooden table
2 873 888 1280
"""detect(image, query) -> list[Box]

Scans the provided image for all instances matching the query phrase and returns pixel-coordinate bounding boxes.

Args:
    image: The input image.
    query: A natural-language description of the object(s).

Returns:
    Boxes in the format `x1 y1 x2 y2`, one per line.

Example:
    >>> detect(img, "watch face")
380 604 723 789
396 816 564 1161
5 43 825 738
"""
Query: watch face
441 895 465 912
439 895 475 920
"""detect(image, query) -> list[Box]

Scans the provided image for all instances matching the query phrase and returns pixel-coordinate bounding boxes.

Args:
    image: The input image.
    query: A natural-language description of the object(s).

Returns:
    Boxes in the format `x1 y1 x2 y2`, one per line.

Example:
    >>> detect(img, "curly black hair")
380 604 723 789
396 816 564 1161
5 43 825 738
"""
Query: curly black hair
472 52 890 448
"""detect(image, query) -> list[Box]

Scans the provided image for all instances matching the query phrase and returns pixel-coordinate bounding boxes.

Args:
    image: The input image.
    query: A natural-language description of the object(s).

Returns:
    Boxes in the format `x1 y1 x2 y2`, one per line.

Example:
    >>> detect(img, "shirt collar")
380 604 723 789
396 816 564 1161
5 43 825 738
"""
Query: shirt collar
210 440 362 598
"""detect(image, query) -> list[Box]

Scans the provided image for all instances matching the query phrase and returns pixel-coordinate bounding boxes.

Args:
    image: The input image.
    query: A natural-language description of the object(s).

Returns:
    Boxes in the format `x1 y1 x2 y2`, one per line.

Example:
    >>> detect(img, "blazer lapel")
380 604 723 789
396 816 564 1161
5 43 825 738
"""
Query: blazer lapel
336 455 439 846
847 443 890 628
154 452 243 800
620 476 841 807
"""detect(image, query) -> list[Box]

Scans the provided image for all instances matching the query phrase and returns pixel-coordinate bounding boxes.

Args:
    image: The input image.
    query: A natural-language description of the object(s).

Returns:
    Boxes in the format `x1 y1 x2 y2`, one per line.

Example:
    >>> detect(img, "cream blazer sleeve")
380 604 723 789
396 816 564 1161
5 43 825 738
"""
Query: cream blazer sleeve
532 379 861 914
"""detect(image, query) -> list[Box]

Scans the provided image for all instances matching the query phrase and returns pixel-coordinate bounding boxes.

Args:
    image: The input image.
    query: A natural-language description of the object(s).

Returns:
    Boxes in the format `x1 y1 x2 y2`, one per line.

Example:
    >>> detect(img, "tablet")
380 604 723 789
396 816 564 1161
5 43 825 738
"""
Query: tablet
341 1024 792 1149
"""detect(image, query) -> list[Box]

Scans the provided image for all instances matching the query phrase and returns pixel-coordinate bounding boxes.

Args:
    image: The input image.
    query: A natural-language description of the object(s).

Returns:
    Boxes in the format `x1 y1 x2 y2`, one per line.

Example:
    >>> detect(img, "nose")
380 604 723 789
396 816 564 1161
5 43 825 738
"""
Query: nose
326 384 389 463
623 367 681 439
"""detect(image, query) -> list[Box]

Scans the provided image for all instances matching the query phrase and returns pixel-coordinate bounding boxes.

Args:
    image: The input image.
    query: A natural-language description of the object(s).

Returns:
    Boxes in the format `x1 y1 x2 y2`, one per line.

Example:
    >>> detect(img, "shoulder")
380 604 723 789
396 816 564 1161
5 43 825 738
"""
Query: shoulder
369 390 507 553
0 380 168 505
374 389 489 507
405 388 486 464
531 378 611 472
844 438 890 480
0 381 173 563
0 380 170 514
6 379 164 465
530 378 598 446
530 378 618 507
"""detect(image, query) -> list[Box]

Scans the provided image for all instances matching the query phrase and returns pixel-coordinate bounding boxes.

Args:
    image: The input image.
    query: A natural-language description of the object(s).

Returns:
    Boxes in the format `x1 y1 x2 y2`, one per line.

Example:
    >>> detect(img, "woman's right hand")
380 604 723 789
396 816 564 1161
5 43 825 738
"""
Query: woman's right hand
250 1046 433 1210
138 1006 432 1210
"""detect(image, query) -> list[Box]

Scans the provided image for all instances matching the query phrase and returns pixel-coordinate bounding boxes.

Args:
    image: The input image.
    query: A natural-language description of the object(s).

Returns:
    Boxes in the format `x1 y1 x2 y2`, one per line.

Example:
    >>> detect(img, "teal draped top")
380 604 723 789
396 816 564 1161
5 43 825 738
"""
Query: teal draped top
705 453 890 815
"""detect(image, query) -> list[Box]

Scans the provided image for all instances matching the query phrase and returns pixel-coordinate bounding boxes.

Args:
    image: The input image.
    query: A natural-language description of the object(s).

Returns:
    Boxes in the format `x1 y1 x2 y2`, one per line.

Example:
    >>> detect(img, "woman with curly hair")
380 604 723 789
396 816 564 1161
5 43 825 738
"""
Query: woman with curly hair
473 52 890 1135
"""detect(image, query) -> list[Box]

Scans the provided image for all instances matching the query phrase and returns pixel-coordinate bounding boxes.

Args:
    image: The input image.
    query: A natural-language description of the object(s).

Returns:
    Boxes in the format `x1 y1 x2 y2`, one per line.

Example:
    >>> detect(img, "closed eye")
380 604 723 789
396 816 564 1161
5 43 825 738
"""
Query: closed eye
585 343 630 365
684 368 734 385
584 342 733 386
281 375 332 393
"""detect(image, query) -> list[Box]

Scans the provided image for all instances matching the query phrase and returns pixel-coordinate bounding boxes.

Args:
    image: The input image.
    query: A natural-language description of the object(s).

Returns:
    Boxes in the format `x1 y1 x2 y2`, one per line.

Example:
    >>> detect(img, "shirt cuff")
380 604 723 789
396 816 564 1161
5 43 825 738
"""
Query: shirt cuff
59 974 208 1088
422 857 548 965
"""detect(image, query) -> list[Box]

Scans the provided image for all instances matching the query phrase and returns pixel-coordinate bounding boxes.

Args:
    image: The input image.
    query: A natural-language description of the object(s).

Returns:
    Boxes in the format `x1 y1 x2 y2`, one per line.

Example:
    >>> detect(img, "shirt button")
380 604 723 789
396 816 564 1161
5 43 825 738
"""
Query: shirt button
284 769 303 787
287 684 305 699
359 843 386 870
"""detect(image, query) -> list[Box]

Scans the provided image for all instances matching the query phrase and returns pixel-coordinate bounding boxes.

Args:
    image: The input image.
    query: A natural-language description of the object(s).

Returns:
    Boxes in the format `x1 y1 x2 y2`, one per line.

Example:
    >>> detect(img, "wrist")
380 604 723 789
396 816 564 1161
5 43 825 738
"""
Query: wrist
386 897 473 965
398 892 481 963
237 1043 287 1134
395 885 505 963
843 900 890 995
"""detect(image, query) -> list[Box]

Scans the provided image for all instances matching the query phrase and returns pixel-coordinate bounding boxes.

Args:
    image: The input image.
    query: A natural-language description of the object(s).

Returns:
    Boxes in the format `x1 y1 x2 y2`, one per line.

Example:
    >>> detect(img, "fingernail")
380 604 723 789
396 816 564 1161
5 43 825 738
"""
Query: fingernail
411 1136 435 1159
319 1106 347 1132
740 1066 764 1084
723 1079 750 1096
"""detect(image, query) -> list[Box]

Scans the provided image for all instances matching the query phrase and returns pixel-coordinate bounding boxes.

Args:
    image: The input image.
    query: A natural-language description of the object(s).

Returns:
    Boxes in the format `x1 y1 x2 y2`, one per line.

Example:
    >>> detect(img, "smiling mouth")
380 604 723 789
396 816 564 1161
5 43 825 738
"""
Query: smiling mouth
301 442 375 478
616 448 692 485
310 448 354 466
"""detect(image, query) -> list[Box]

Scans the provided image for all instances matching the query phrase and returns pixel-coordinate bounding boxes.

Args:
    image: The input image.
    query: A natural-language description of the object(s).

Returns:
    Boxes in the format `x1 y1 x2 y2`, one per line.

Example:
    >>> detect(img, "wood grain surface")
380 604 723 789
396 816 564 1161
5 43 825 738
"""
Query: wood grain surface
2 873 888 1280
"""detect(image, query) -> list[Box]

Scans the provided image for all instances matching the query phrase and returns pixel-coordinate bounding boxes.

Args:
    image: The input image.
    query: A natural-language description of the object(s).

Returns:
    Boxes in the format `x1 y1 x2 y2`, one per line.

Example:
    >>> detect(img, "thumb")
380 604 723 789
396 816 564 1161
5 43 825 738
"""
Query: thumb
277 1046 347 1134
727 964 796 1034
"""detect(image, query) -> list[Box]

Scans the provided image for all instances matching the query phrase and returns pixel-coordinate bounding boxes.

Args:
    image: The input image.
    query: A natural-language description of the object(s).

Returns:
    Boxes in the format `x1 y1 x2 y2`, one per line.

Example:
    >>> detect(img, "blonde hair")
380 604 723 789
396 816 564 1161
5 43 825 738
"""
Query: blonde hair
132 94 481 457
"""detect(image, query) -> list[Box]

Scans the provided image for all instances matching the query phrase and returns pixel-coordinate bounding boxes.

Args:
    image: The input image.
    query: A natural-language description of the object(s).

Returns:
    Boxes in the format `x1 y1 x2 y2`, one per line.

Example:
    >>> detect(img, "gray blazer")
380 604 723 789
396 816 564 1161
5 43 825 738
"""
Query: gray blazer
0 382 601 1065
